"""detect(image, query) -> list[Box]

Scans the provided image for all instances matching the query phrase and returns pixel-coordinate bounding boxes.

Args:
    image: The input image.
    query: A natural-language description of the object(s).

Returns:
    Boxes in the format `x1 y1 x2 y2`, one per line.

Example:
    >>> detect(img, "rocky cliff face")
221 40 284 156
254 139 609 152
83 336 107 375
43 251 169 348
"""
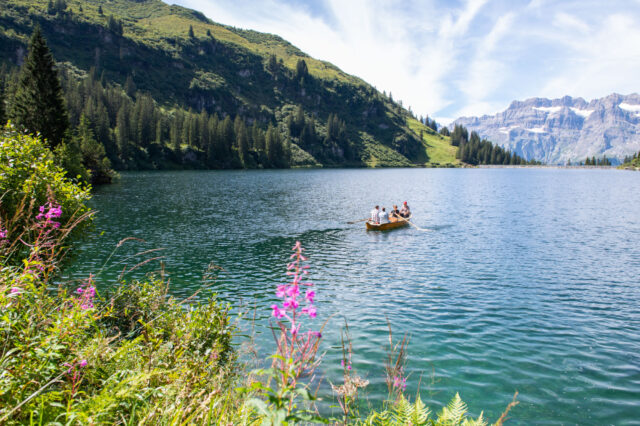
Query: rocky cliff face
453 94 640 164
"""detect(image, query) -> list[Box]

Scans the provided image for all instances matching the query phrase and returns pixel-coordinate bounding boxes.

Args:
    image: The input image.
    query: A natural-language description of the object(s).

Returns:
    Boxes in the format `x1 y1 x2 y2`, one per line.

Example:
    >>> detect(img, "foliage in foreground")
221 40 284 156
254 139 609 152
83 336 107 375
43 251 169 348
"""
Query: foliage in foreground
0 142 517 424
0 198 246 424
0 124 92 263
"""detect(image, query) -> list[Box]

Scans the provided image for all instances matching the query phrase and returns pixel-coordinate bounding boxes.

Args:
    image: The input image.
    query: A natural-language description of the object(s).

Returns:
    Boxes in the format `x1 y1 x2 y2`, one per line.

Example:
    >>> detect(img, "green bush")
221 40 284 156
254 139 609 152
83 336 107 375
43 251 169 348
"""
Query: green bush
0 123 92 244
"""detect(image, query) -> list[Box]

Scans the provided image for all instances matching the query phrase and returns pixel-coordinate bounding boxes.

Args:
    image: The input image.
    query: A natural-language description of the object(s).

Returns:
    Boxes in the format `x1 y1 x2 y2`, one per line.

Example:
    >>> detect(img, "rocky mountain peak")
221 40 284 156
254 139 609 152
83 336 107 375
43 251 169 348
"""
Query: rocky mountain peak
453 93 640 164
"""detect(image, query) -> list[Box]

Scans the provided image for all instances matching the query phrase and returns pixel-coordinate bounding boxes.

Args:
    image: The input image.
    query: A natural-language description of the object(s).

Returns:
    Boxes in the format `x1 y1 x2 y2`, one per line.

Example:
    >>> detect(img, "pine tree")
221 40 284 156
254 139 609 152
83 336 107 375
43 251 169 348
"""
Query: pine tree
295 59 308 80
9 26 69 149
98 5 103 15
0 80 5 125
236 123 249 167
188 25 195 39
220 115 234 158
115 104 129 159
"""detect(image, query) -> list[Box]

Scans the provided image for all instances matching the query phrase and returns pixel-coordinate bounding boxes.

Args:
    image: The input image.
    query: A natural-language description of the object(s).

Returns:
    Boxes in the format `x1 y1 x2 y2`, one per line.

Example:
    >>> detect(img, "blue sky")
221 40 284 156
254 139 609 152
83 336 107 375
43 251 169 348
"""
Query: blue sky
168 0 640 124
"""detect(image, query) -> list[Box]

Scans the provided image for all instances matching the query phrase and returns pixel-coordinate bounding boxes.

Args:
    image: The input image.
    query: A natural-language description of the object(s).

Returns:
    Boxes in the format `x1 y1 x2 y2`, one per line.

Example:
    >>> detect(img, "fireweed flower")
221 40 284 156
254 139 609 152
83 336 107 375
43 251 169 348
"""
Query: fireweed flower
36 202 62 228
301 305 316 318
76 276 96 310
305 290 315 303
271 304 286 319
269 241 322 397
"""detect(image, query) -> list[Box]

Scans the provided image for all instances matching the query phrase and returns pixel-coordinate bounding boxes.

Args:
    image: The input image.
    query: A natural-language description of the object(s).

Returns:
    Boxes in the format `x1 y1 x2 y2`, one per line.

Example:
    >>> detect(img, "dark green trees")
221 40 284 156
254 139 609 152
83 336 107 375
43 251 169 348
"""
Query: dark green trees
295 59 308 80
450 124 468 147
188 25 195 39
9 26 69 149
453 124 533 165
0 80 5 125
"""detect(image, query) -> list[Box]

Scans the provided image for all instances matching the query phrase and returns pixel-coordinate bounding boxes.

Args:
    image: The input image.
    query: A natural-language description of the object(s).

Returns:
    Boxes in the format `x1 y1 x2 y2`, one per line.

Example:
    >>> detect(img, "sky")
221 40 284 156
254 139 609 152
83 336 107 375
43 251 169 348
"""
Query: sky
167 0 640 124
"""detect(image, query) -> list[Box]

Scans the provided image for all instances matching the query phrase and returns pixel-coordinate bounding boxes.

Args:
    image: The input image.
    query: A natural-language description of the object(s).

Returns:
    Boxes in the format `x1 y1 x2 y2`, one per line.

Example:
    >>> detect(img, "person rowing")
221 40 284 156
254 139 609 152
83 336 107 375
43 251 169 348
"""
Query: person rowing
390 205 400 222
399 201 411 218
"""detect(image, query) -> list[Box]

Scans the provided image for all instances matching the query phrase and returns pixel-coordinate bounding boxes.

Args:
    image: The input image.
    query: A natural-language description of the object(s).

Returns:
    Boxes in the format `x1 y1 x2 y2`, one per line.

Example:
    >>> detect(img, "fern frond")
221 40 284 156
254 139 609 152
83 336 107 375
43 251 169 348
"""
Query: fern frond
364 409 391 425
436 392 467 425
462 410 487 426
392 395 413 425
409 394 431 425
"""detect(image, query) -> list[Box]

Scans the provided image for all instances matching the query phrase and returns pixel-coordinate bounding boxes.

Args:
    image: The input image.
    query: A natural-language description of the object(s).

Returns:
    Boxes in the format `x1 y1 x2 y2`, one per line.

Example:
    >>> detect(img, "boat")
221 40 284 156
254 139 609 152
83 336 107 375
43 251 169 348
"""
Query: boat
365 215 412 231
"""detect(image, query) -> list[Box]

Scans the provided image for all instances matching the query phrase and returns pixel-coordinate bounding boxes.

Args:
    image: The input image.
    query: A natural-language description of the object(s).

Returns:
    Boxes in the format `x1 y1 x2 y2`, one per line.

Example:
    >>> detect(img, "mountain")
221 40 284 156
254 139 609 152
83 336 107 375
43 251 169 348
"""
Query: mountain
0 0 459 169
452 94 640 164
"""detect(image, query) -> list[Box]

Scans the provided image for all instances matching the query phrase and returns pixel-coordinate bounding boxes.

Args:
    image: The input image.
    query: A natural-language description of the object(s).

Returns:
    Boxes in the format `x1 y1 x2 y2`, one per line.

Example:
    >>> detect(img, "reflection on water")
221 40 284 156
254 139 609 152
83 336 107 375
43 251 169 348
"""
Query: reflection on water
65 168 640 424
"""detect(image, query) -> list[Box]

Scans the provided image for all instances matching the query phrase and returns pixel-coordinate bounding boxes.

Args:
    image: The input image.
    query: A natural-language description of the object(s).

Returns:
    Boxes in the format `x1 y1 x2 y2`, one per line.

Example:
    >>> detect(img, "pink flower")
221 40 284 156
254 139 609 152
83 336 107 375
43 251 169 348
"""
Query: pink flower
305 290 315 303
48 206 62 219
10 287 21 294
0 228 7 239
271 304 286 318
276 285 287 298
301 305 316 318
290 324 300 336
283 297 299 310
286 285 300 298
78 360 87 368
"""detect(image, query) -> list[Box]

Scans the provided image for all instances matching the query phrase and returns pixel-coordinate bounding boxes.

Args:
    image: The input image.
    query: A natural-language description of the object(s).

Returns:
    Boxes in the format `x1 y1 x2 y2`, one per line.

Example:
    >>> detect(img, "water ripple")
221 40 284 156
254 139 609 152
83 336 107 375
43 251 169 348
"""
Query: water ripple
63 169 640 424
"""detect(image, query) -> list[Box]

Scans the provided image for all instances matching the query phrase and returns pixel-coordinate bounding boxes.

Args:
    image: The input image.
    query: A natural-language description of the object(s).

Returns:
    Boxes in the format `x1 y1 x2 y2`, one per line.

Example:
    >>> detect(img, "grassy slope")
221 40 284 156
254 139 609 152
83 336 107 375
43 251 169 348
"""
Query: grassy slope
0 0 458 167
407 118 459 166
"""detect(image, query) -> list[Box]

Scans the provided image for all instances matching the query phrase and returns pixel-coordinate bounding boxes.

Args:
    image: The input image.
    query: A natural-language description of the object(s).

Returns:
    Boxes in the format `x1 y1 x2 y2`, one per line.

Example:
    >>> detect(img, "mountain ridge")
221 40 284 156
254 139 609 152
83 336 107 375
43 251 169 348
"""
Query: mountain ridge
453 93 640 164
0 0 459 168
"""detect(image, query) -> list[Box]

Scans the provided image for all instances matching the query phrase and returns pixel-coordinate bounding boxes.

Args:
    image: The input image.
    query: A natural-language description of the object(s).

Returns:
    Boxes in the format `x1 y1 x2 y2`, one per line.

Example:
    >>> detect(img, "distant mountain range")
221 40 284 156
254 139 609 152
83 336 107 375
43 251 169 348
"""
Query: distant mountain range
453 93 640 164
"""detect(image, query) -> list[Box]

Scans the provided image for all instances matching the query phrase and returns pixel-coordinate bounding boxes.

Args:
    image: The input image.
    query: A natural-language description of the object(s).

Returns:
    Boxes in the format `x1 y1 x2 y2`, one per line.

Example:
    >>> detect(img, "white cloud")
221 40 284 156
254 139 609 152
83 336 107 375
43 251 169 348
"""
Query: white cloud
539 14 640 100
552 12 589 34
167 0 640 122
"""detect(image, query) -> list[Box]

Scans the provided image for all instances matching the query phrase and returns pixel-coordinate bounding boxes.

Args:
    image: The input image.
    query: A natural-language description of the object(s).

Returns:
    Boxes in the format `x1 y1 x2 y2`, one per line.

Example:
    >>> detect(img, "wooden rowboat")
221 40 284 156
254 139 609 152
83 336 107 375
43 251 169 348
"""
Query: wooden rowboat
365 215 411 231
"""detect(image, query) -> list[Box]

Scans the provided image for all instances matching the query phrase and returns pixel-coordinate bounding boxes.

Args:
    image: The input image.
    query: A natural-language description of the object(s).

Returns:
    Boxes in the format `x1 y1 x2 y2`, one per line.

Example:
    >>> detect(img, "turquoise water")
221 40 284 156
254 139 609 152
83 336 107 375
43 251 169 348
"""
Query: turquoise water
65 168 640 424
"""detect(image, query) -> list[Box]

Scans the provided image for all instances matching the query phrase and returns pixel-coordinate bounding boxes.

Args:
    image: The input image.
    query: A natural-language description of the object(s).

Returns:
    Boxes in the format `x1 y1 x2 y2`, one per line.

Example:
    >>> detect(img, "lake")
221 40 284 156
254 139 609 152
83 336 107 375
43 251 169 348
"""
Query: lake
65 168 640 424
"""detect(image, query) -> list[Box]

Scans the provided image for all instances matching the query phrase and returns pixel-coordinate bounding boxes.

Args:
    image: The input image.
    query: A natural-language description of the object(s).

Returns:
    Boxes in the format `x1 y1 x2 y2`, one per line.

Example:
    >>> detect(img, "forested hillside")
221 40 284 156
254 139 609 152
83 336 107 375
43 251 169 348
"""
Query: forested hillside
0 0 457 171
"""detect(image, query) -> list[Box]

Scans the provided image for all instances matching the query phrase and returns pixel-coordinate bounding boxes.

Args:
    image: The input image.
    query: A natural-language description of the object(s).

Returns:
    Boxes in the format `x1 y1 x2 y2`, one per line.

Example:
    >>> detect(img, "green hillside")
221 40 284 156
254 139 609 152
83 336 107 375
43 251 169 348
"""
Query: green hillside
0 0 458 169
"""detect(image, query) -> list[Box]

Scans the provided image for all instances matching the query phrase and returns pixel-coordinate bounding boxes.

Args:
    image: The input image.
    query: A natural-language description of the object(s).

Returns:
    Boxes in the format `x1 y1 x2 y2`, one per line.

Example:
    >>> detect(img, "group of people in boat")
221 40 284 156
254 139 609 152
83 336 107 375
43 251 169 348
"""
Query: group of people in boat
369 201 411 224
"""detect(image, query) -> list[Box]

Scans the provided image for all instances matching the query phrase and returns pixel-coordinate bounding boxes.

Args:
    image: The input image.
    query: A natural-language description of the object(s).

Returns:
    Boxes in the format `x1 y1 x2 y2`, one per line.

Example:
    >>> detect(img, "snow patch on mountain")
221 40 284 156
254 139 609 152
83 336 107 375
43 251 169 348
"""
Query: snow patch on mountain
533 106 562 114
619 102 640 112
569 107 594 118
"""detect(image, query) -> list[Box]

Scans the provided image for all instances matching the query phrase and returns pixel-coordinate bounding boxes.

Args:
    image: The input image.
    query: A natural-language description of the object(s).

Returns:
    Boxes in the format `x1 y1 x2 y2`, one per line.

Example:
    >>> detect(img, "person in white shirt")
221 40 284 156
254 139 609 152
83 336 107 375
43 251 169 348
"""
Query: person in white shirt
378 207 390 224
370 205 380 223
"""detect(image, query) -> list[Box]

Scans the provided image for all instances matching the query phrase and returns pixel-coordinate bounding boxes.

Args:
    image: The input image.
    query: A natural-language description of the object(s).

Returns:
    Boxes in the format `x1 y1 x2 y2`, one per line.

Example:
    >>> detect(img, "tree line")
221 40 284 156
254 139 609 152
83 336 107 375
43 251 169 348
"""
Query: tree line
621 151 639 167
581 156 612 166
441 124 538 166
0 27 364 183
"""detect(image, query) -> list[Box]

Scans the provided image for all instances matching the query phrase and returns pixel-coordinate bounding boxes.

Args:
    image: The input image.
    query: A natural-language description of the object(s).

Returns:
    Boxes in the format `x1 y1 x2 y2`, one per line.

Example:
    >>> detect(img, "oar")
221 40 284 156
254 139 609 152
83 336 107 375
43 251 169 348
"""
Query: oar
347 218 369 224
396 215 431 232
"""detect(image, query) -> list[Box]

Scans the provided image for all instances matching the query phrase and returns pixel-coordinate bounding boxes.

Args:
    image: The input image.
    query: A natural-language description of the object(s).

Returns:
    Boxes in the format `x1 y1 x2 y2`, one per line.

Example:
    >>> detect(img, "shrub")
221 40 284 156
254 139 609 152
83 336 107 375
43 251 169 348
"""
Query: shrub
0 123 92 256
